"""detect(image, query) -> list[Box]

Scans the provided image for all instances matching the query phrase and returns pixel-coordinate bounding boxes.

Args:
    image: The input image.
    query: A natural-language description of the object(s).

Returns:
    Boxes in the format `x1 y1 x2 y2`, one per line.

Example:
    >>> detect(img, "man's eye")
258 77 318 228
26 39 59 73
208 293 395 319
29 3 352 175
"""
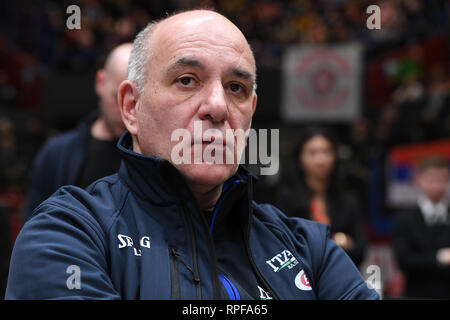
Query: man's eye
229 83 244 93
177 76 196 87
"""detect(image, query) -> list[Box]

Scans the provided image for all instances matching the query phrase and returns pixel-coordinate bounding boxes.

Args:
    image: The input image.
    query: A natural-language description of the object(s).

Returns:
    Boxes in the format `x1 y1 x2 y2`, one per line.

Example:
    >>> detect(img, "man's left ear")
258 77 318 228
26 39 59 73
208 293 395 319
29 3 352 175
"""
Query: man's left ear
252 92 257 115
118 80 140 136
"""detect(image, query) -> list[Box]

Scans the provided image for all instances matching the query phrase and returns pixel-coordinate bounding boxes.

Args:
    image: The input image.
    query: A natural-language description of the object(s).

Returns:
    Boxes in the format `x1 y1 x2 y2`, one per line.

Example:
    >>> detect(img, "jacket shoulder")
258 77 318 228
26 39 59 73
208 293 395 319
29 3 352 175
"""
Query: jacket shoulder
6 179 123 299
252 202 329 243
252 202 329 274
32 173 127 228
252 202 379 300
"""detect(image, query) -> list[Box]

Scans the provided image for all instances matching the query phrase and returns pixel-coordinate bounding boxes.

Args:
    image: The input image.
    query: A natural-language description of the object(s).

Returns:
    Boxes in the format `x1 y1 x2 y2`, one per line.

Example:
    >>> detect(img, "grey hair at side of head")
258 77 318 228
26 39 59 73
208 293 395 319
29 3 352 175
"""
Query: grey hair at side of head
250 46 258 92
126 21 159 93
127 16 258 94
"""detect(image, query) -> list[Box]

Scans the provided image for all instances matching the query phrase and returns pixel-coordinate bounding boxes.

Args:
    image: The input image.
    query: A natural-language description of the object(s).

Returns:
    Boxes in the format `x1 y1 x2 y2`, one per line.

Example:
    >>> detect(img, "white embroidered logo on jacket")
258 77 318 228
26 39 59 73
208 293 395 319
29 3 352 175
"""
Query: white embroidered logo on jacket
117 234 151 256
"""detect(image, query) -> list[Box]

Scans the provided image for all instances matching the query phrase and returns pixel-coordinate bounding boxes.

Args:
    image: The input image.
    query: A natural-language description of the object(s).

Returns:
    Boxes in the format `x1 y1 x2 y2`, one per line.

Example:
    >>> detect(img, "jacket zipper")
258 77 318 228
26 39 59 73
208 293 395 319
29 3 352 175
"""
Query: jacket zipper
176 178 244 300
172 187 219 299
169 245 201 299
183 210 203 299
203 180 242 299
168 246 180 299
197 210 222 299
183 201 222 299
245 178 279 300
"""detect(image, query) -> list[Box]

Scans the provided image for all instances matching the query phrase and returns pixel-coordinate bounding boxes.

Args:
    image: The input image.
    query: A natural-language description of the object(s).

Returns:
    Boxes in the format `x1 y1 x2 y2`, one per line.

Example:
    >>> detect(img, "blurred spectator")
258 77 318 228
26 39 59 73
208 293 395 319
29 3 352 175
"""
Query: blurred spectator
0 117 18 189
393 156 450 299
392 45 425 105
343 116 374 216
0 71 17 106
275 126 367 267
0 204 11 298
24 43 132 220
422 63 450 140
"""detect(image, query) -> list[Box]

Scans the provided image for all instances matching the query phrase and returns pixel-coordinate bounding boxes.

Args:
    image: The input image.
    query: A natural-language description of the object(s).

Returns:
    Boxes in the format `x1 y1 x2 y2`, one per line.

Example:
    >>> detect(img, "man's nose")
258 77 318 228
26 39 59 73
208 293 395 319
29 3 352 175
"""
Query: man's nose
198 81 229 123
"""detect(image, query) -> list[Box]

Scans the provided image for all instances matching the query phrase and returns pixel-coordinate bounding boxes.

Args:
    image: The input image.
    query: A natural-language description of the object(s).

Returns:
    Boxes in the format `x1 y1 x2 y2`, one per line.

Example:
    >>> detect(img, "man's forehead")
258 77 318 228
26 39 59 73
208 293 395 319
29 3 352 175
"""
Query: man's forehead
152 10 255 69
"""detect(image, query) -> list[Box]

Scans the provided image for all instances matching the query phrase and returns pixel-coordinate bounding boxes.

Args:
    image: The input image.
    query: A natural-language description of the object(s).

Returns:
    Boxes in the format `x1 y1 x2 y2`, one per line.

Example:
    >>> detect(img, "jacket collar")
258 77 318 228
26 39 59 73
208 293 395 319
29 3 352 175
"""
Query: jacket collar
116 131 258 205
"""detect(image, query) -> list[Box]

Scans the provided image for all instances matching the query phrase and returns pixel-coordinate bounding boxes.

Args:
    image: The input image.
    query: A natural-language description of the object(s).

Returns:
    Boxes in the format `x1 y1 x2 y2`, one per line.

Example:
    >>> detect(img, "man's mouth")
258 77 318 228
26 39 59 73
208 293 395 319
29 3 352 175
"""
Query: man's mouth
192 135 232 149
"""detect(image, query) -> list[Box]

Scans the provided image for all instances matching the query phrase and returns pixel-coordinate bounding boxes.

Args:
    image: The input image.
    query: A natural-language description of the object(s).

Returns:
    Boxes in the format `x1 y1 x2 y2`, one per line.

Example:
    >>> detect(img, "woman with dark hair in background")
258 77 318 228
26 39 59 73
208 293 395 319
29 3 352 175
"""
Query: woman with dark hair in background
276 126 367 267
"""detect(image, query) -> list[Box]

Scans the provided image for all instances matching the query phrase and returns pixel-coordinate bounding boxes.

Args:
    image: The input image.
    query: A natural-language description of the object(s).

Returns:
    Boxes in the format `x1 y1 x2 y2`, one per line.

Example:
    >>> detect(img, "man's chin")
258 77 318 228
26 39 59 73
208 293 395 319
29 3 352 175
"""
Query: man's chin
178 163 238 187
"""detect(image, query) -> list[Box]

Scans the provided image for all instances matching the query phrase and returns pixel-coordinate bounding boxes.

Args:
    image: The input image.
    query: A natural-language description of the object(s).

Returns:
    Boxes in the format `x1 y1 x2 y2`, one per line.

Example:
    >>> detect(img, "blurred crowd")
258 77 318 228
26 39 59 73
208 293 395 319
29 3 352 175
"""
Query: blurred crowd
0 0 449 299
2 0 449 71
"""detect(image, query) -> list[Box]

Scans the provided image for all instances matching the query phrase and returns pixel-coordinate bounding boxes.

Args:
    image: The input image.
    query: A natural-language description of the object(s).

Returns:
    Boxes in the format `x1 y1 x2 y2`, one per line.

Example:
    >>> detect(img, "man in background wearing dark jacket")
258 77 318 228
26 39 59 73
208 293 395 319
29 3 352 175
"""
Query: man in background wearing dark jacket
24 43 132 220
393 156 450 299
0 205 11 298
6 10 378 300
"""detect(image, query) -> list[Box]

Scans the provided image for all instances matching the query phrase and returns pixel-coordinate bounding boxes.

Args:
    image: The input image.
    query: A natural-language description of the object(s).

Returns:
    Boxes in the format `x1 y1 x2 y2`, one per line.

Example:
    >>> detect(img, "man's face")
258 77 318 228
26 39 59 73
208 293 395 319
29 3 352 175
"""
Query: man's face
97 72 127 137
417 167 449 203
96 47 130 138
133 12 257 188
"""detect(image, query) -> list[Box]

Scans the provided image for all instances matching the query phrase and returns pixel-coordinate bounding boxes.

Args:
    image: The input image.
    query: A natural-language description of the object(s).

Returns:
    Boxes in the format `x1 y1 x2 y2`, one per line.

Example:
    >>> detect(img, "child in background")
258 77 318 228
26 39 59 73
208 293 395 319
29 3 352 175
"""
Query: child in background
393 155 450 299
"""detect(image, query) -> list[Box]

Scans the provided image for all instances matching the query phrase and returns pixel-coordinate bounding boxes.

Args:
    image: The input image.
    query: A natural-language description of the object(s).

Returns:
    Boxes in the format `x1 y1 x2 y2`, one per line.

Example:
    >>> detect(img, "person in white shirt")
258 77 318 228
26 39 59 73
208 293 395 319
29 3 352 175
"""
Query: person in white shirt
393 155 450 299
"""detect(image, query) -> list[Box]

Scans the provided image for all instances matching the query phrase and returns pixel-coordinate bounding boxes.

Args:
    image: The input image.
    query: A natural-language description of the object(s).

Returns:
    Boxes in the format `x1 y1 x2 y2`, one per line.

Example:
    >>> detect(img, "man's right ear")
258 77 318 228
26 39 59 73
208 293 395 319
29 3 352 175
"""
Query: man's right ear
118 80 139 136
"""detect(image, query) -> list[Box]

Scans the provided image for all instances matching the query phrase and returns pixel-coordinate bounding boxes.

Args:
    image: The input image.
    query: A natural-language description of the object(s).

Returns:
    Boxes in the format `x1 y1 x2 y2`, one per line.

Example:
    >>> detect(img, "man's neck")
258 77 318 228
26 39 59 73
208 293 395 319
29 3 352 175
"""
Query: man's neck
91 117 115 141
187 182 224 211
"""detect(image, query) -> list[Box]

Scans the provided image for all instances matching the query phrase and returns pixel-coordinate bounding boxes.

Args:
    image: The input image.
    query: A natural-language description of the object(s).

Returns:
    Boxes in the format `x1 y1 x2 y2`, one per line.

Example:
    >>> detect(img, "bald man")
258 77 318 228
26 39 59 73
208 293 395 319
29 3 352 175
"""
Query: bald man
24 43 132 220
7 10 378 300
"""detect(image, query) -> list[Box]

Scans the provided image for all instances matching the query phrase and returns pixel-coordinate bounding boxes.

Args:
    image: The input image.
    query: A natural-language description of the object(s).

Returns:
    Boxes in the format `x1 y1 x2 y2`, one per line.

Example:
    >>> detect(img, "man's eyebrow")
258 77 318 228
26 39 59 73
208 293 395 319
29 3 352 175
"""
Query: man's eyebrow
230 68 256 90
231 68 254 81
166 57 205 74
166 57 256 87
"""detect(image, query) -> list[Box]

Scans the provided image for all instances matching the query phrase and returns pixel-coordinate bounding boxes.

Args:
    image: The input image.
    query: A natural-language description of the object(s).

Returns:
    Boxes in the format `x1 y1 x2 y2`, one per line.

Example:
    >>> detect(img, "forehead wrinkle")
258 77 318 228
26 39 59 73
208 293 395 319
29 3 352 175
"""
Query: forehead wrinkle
169 36 248 59
153 10 253 57
235 47 255 73
169 38 255 72
230 50 256 89
158 17 250 55
166 57 206 75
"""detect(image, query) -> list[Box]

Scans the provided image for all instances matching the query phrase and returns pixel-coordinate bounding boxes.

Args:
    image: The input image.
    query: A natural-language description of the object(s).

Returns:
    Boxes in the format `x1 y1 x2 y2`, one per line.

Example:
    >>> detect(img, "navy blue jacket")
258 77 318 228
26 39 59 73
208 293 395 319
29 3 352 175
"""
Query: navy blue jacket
7 132 379 300
24 113 97 221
